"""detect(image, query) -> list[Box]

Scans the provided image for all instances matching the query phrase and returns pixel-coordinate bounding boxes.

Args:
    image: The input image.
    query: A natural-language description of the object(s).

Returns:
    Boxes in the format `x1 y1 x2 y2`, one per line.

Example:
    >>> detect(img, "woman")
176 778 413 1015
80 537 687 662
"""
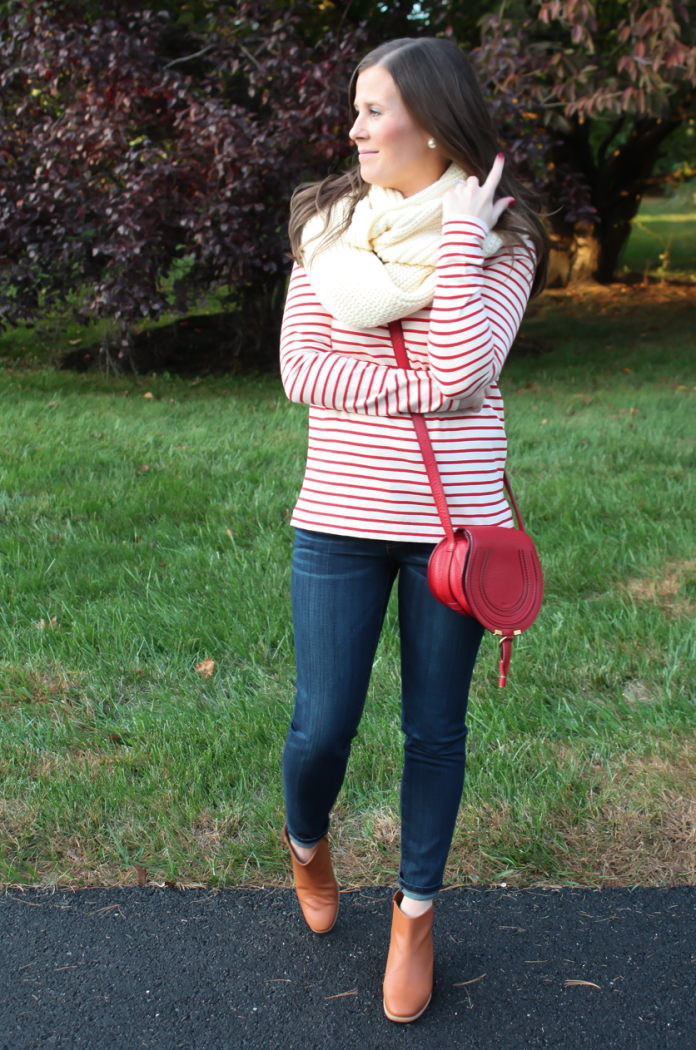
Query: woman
279 36 548 1023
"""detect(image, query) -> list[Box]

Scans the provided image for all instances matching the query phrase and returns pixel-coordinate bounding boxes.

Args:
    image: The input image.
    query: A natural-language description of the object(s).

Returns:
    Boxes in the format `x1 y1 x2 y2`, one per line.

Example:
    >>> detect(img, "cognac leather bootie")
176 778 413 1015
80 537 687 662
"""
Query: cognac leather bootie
383 890 434 1023
282 823 339 934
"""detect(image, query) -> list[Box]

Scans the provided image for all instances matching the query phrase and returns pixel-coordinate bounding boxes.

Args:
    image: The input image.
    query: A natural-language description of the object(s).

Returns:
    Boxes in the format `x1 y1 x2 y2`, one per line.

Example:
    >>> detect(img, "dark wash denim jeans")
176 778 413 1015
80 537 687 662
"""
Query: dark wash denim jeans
283 527 484 900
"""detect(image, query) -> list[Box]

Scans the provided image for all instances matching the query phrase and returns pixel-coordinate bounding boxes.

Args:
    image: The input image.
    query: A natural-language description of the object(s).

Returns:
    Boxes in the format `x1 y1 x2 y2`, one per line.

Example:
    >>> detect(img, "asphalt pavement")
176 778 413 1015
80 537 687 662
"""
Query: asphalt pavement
1 884 694 1049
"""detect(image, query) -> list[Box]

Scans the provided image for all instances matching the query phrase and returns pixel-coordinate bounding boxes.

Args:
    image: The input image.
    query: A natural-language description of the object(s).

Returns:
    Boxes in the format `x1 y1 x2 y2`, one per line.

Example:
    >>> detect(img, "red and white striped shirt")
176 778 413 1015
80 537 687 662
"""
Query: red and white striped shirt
280 216 535 541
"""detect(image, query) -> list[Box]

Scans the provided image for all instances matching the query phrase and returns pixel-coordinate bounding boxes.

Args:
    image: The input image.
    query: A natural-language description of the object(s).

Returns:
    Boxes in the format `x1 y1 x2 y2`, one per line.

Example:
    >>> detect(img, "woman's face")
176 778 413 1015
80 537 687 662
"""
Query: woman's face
349 65 448 198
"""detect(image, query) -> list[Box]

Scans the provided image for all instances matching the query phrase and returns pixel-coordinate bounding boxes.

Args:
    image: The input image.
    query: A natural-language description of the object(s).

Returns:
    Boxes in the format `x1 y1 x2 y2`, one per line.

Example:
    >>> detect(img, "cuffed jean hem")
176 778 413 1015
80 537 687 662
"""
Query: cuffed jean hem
286 821 329 849
398 882 440 902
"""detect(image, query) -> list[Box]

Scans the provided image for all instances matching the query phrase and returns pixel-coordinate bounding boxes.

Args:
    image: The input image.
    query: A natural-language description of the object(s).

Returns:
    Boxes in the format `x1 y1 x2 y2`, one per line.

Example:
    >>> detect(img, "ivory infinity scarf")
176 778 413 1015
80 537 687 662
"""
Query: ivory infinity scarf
300 163 503 330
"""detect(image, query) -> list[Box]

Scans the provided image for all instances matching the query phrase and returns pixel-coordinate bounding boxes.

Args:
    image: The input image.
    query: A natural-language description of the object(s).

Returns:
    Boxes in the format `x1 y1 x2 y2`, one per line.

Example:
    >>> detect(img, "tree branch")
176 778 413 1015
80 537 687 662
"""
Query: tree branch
236 42 262 72
164 44 214 71
337 0 356 37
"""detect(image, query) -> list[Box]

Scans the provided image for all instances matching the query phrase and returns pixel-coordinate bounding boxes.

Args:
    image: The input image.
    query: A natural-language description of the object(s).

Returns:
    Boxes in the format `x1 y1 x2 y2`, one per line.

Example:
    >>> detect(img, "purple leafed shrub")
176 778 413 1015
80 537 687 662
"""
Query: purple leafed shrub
0 1 367 367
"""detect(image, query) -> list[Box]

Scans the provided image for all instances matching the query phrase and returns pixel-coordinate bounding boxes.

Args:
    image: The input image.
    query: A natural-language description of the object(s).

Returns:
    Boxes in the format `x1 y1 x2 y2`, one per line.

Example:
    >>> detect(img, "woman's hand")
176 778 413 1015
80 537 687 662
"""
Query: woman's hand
442 152 514 230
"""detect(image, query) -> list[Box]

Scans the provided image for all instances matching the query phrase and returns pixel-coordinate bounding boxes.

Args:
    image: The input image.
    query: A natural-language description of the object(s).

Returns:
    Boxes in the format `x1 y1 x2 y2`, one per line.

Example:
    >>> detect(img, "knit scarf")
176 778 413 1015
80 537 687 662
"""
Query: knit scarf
300 163 503 331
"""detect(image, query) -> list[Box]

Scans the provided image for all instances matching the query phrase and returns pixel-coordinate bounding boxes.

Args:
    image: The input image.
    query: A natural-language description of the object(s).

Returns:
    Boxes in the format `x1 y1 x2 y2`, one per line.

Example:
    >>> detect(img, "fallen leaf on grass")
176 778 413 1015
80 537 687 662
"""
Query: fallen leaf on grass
68 338 82 345
139 464 149 472
37 616 58 630
47 401 57 408
195 658 215 679
135 865 148 887
143 392 155 400
564 980 601 989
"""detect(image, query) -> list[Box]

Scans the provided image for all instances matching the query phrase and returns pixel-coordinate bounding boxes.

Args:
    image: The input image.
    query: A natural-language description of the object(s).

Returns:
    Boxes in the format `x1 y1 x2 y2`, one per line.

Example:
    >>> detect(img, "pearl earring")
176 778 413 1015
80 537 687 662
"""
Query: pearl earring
427 138 436 149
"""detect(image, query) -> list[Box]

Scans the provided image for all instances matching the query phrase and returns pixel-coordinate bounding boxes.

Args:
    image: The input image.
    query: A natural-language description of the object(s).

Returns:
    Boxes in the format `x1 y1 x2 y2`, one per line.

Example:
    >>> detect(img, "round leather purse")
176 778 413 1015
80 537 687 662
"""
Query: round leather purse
389 320 544 687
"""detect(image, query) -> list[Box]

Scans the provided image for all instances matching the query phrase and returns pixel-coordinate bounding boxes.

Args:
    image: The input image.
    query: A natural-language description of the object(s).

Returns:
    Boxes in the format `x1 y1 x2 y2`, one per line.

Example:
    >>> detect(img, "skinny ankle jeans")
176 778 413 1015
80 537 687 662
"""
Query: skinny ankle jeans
283 527 484 900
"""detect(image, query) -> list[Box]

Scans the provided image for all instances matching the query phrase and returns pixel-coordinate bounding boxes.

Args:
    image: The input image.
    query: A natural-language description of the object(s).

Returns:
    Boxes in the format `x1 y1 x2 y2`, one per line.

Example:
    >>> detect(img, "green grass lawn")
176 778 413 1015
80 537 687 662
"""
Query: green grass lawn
623 180 696 279
1 288 695 889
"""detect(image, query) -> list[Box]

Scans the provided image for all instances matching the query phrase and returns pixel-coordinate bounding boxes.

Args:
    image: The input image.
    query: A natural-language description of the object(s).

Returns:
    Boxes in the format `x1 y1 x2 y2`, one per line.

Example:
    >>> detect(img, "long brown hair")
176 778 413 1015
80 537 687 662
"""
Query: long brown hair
289 37 549 296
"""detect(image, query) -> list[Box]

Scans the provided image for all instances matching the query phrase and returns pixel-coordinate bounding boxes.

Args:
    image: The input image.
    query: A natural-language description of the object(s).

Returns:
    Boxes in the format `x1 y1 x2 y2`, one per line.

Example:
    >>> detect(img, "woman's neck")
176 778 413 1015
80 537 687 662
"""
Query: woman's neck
381 160 450 199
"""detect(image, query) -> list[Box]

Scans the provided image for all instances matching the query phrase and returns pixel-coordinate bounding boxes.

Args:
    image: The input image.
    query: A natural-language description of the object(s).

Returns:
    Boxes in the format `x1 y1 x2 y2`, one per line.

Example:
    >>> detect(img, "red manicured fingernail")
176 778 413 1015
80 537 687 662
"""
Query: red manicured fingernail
497 152 504 160
509 197 515 203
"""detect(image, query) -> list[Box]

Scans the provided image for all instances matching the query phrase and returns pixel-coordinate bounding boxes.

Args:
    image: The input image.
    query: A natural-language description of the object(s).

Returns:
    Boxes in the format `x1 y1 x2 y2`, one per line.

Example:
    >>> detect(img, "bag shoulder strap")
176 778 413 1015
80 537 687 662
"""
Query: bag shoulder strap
388 320 525 534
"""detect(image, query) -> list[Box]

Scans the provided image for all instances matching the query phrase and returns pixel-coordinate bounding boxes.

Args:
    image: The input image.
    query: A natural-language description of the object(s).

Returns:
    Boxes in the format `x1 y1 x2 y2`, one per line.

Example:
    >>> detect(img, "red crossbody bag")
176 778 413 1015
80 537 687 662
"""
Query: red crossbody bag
389 320 543 687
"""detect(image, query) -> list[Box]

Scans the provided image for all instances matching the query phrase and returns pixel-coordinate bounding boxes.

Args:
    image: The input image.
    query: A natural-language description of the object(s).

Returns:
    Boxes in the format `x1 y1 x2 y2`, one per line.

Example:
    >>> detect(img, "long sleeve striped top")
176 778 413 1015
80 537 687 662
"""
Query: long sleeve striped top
280 216 536 542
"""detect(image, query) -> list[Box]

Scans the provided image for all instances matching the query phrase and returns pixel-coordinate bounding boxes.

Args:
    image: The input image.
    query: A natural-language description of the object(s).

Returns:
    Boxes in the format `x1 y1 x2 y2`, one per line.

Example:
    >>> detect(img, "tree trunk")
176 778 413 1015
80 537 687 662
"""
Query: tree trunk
548 109 687 285
569 224 601 284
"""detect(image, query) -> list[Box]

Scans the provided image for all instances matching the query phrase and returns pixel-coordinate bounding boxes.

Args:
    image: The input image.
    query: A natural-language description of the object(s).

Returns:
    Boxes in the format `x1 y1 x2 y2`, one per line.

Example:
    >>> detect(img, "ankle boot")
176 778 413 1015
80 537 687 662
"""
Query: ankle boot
383 890 434 1023
282 823 339 934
